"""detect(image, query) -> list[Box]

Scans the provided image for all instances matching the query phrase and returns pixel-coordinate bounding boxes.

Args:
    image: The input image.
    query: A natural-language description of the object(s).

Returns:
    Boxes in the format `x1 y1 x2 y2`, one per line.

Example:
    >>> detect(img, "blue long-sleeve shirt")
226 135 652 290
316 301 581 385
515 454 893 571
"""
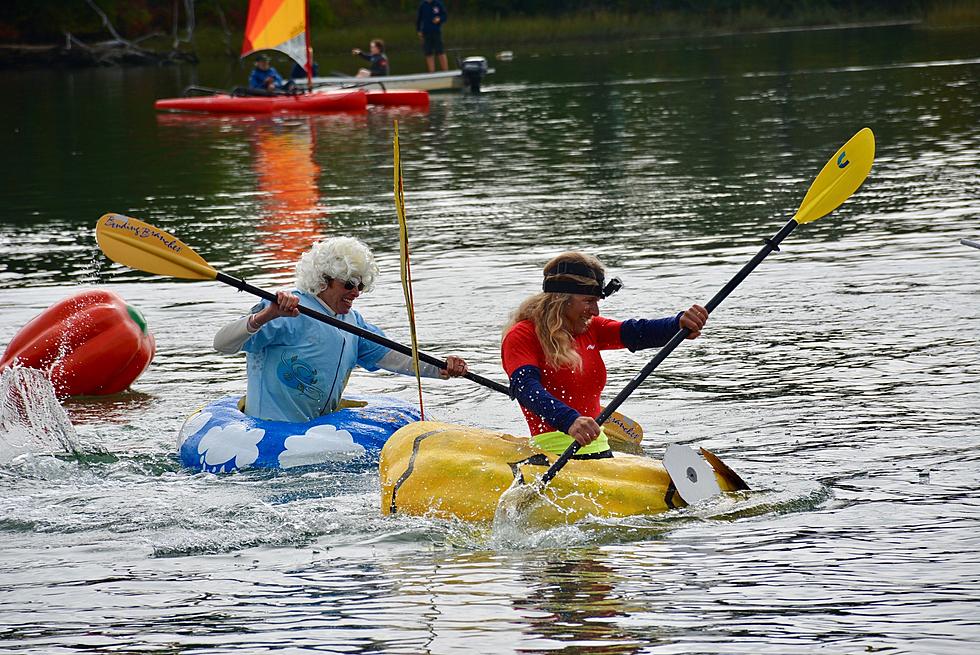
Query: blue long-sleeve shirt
416 0 448 34
249 67 285 90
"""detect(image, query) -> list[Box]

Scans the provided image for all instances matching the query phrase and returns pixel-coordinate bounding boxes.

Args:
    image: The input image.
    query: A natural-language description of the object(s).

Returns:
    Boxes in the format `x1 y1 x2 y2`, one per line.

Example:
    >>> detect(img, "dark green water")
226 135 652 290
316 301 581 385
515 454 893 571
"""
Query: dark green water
1 23 979 654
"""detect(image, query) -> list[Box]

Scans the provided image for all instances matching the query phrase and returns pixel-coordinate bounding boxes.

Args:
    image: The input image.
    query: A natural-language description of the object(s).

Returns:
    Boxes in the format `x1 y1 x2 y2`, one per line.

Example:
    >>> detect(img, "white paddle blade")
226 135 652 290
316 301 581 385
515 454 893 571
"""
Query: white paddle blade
663 444 722 505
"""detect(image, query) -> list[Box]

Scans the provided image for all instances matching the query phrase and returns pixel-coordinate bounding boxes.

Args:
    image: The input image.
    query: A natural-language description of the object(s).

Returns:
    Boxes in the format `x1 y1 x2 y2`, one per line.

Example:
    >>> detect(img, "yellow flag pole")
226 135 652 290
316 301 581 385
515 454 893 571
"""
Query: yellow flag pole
393 121 425 419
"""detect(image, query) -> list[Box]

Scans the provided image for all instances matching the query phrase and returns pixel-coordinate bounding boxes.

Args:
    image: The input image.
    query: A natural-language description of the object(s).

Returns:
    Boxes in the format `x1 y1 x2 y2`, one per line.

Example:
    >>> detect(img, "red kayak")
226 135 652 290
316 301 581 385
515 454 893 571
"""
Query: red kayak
365 89 430 108
155 89 367 114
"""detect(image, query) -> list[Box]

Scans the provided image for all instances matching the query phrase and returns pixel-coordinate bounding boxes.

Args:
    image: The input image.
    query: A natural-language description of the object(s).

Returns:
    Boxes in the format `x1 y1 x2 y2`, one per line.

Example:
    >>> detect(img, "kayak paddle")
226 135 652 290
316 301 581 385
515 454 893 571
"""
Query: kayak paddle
496 127 876 519
94 213 511 395
962 239 980 250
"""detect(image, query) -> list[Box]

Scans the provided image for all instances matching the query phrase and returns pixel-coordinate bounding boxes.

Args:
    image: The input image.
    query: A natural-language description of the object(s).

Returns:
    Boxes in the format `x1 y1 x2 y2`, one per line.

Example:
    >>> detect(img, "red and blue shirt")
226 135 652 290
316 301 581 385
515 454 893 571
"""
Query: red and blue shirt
502 314 681 436
502 317 624 435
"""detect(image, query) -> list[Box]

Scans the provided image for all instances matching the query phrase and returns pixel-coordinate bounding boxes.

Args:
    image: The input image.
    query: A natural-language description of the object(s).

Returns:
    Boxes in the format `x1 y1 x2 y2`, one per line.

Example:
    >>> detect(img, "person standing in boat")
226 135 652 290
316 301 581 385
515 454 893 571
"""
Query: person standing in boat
249 53 288 92
416 0 449 73
501 252 708 457
352 39 389 78
214 237 468 422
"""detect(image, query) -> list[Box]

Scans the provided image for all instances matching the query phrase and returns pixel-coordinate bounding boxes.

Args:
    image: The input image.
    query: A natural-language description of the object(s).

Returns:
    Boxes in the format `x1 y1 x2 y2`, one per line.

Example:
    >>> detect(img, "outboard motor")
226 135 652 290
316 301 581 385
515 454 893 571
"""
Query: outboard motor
460 56 488 93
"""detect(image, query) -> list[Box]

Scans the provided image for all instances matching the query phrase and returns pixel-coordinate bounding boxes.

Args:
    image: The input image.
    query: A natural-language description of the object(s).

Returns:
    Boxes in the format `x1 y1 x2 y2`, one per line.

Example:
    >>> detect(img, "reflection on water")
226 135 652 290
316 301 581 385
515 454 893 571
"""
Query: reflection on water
252 118 329 272
62 389 157 425
514 556 644 654
1 22 979 655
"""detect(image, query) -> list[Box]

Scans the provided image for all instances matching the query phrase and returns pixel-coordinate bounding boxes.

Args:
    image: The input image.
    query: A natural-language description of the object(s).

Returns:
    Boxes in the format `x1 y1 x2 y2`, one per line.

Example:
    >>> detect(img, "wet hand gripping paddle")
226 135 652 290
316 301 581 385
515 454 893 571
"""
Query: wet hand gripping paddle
495 127 876 519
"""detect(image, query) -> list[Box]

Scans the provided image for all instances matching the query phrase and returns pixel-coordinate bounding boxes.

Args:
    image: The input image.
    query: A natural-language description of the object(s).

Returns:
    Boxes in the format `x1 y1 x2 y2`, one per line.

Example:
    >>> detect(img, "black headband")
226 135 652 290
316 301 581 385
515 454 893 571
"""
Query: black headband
544 261 600 281
542 261 622 298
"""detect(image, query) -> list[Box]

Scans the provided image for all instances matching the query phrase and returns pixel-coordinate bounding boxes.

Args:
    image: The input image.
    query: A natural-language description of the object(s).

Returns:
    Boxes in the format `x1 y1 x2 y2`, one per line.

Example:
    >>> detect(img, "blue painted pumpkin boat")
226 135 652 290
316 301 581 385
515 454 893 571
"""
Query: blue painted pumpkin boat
177 395 421 473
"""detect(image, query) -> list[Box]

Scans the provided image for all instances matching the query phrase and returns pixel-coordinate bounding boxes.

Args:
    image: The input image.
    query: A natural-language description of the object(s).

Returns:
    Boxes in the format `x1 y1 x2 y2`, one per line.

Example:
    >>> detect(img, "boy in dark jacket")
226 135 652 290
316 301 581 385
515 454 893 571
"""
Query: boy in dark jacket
352 39 389 77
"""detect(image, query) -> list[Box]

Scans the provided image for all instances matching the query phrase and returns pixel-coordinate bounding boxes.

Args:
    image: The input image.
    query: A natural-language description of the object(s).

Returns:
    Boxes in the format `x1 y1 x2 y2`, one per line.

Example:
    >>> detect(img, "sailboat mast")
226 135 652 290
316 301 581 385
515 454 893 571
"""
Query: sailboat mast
304 0 313 88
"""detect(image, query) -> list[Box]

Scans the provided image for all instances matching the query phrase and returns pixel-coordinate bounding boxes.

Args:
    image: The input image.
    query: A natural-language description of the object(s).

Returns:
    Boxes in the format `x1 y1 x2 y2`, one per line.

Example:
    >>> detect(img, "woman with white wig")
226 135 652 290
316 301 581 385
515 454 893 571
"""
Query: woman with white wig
215 237 468 422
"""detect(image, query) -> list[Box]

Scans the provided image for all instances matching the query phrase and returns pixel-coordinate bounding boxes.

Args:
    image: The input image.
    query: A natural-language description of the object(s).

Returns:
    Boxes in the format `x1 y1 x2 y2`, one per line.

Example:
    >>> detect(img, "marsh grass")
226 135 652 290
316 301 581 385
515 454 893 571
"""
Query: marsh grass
924 0 980 27
188 2 979 61
312 7 912 54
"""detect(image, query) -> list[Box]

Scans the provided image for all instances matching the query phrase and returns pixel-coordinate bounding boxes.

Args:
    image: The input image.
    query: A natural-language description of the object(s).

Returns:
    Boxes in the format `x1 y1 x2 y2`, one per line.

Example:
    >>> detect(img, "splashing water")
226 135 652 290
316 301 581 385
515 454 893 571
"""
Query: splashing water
0 366 80 463
492 476 546 542
492 473 594 547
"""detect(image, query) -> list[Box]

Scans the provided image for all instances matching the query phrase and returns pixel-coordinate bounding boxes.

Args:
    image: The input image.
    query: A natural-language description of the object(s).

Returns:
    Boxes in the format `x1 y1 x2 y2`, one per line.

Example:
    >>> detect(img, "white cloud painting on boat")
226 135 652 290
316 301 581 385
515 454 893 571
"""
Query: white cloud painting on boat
278 424 365 468
197 423 265 471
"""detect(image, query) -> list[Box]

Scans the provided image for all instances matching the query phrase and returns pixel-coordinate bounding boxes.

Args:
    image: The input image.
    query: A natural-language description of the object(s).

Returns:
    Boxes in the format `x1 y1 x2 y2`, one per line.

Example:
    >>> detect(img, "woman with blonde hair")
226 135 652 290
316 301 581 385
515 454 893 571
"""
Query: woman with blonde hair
215 236 467 422
501 252 708 457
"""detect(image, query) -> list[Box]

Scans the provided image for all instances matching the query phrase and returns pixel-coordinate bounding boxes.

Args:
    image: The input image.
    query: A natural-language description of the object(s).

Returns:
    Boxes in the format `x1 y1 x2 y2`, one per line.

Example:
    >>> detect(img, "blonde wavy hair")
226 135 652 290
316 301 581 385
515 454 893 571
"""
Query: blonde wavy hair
505 252 605 371
295 237 379 295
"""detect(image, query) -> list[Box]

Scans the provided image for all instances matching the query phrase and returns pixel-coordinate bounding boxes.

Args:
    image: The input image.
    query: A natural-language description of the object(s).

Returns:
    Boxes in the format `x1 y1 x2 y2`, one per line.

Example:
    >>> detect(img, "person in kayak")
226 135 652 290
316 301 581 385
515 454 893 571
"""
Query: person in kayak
214 237 468 422
352 39 389 77
501 252 708 457
249 54 289 92
416 0 449 73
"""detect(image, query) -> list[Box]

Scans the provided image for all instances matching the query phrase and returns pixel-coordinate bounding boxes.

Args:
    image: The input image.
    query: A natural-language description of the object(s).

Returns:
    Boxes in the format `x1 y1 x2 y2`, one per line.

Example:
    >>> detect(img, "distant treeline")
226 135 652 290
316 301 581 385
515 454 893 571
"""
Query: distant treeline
0 0 954 44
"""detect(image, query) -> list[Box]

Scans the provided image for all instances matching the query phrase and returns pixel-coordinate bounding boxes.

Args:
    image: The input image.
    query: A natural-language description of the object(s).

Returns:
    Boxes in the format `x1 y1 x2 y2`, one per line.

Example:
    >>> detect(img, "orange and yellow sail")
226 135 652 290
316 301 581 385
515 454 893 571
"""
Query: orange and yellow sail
241 0 312 77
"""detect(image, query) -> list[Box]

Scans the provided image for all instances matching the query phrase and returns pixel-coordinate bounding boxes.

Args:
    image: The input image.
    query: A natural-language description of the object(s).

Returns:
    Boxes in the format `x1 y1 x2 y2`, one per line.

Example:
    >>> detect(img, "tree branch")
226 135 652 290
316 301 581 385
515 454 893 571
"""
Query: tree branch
83 0 134 47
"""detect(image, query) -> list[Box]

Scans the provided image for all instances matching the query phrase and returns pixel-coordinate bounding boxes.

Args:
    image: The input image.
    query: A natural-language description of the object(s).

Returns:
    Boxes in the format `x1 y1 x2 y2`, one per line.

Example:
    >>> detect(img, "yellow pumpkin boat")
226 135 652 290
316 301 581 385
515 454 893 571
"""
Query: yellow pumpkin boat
380 421 748 525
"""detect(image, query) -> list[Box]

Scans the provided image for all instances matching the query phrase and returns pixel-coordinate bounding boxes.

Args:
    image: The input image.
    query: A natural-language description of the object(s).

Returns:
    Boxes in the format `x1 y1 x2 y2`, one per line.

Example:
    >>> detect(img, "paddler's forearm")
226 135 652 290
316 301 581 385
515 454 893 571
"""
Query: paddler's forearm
620 314 681 351
509 365 580 433
213 303 285 353
377 350 444 378
213 316 253 354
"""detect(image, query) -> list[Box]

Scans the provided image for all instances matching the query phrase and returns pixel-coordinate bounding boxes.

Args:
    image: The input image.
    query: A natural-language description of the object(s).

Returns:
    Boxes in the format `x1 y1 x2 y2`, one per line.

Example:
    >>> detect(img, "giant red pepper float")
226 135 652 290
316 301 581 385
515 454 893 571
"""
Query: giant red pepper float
0 290 155 396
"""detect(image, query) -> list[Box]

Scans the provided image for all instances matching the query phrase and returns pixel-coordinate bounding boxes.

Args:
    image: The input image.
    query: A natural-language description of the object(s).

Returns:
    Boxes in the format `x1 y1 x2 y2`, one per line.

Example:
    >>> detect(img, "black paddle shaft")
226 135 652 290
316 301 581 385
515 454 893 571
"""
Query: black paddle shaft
214 272 512 396
539 217 801 486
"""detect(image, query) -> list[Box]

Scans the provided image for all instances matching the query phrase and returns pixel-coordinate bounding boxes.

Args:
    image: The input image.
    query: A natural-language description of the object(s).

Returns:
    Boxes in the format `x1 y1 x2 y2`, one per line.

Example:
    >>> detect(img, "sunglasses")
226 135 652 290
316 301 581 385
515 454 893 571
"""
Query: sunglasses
324 277 365 291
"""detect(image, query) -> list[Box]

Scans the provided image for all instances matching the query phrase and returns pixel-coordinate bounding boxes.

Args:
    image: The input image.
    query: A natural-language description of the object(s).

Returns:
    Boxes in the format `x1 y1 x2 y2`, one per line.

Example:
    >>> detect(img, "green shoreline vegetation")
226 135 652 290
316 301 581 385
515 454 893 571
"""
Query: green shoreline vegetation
0 0 977 67
312 3 980 58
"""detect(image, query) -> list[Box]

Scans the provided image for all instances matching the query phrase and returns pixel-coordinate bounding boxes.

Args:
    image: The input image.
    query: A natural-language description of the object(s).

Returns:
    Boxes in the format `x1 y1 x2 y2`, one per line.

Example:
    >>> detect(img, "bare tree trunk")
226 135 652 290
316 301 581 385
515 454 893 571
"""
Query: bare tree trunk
213 1 234 58
171 0 196 52
184 0 196 45
59 0 199 66
83 0 133 47
172 0 181 49
65 32 93 52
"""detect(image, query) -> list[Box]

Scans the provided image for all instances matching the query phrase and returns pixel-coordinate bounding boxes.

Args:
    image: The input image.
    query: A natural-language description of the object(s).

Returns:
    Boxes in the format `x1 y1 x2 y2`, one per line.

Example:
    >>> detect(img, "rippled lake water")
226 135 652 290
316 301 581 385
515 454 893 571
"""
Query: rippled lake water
1 22 979 653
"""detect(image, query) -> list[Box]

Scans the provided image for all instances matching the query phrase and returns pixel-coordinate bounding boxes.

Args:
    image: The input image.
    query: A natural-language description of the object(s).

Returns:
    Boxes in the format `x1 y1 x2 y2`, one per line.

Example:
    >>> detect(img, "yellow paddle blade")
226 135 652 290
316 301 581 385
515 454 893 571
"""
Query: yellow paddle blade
95 213 217 280
700 447 749 491
794 127 875 225
600 407 644 453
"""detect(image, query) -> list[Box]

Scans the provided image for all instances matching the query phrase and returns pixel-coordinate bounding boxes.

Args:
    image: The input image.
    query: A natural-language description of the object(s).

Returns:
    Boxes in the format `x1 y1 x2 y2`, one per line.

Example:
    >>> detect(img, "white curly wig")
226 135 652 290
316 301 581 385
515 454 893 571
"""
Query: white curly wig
295 237 379 295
